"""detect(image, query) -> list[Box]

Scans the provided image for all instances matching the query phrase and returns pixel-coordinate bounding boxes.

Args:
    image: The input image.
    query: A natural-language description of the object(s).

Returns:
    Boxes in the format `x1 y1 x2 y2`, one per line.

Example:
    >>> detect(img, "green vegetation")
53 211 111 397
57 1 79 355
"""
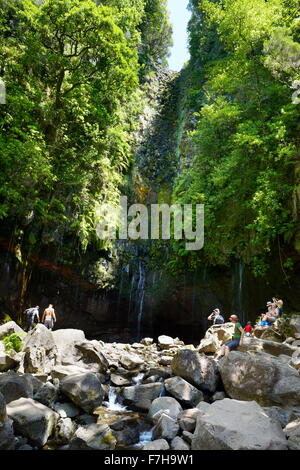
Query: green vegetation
171 0 300 277
3 333 25 353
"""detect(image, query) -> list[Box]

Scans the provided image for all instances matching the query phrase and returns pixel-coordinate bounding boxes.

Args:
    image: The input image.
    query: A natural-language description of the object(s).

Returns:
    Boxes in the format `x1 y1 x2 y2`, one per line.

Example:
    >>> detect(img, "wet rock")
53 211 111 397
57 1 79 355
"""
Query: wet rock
0 322 25 340
69 423 116 450
110 417 140 446
55 417 76 444
120 353 144 370
7 397 58 447
171 436 190 450
158 335 175 350
75 414 97 426
122 383 164 411
0 352 19 372
192 399 288 450
143 439 170 450
0 371 33 403
153 413 179 441
60 372 104 414
53 402 81 419
284 420 300 450
172 349 219 394
219 351 300 406
110 373 132 387
164 376 204 407
34 382 58 407
148 397 182 421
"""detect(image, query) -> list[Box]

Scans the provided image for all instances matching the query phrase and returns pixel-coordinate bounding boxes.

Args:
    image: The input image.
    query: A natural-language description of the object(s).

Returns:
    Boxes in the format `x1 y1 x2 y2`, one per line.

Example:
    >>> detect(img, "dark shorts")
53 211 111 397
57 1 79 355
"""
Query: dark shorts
225 338 240 351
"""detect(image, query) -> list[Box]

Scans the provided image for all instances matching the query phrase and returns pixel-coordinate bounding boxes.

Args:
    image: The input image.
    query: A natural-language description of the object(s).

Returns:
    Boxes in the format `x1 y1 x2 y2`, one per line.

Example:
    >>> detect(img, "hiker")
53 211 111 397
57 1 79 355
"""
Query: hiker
42 304 56 330
215 315 244 359
273 296 283 317
24 306 40 332
244 321 253 337
208 308 225 325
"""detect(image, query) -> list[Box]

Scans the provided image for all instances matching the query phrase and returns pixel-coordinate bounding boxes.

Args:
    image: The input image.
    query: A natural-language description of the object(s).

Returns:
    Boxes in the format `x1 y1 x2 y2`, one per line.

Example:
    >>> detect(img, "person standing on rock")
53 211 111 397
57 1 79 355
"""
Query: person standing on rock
24 306 40 332
42 304 56 330
215 315 244 359
208 309 225 325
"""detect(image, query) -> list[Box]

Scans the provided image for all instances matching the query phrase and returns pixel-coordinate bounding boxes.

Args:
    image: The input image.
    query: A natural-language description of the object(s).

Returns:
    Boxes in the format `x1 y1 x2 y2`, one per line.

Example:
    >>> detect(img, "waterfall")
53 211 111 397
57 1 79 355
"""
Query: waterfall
136 261 146 340
132 373 144 385
103 387 128 412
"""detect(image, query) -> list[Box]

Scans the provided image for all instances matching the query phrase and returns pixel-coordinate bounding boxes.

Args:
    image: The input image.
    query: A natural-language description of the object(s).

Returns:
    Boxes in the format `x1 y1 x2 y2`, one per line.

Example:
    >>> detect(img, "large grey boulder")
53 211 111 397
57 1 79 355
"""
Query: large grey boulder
198 323 234 354
219 351 300 406
192 399 288 450
0 322 25 340
148 397 182 421
60 372 104 413
75 341 109 373
110 416 140 446
7 397 58 447
53 402 81 419
34 382 58 407
69 423 116 450
50 364 90 380
164 376 204 407
171 436 190 450
172 349 219 394
238 337 298 357
20 324 58 374
0 371 33 403
122 383 164 411
143 439 170 450
52 329 85 364
153 413 179 441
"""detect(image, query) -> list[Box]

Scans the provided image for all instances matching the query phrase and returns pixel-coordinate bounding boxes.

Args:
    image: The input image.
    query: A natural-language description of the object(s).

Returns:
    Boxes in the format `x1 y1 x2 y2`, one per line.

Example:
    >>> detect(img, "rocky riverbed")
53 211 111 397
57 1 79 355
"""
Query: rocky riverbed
1 316 300 451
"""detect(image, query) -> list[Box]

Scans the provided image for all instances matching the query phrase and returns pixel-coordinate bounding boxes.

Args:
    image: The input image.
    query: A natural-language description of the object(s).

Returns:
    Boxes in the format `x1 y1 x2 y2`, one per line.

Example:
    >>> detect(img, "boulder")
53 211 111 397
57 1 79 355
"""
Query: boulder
171 436 190 450
53 402 81 419
144 368 172 380
52 329 85 363
0 322 25 340
284 420 300 450
7 397 58 447
219 351 300 406
192 399 288 450
0 352 19 372
69 423 116 450
122 383 164 411
75 341 109 373
211 391 226 402
50 365 90 380
33 382 58 407
263 407 294 428
55 417 76 444
110 417 140 446
60 372 104 413
291 350 300 370
238 337 298 357
120 353 144 370
0 371 33 403
153 413 179 441
143 439 170 450
141 338 153 346
158 335 175 350
0 418 15 450
164 376 204 407
110 373 132 387
148 397 182 421
182 431 193 445
289 314 300 335
198 323 234 354
171 349 219 394
0 392 6 424
159 356 173 366
20 324 58 374
178 417 196 433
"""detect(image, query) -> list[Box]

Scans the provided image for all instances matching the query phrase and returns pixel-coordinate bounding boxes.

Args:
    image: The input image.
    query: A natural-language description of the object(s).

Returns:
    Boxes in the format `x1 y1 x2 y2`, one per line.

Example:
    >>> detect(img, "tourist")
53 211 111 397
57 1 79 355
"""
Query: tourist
208 308 225 325
42 304 56 330
273 296 283 317
244 321 253 337
24 306 40 332
215 315 244 359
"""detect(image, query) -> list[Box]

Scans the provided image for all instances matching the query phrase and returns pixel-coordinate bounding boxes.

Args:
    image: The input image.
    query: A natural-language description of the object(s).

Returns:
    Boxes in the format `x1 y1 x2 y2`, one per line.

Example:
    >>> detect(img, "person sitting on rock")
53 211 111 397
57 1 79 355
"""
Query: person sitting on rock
244 321 253 337
208 308 225 325
273 296 283 317
42 304 56 330
215 315 244 359
24 306 40 332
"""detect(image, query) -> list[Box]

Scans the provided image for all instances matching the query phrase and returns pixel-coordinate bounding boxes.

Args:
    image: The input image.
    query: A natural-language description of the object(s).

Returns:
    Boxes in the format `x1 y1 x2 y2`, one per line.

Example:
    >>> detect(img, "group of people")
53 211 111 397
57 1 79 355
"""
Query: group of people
207 295 284 360
24 304 56 332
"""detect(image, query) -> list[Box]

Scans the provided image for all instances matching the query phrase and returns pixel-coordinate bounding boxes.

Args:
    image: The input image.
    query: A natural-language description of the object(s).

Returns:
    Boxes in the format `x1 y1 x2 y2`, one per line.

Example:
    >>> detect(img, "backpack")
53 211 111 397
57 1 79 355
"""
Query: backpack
214 315 224 325
25 308 37 320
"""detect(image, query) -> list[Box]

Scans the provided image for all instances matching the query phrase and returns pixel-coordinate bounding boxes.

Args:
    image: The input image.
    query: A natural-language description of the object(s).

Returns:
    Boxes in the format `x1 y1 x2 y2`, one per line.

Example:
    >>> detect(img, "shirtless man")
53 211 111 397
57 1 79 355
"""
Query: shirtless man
42 304 56 330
